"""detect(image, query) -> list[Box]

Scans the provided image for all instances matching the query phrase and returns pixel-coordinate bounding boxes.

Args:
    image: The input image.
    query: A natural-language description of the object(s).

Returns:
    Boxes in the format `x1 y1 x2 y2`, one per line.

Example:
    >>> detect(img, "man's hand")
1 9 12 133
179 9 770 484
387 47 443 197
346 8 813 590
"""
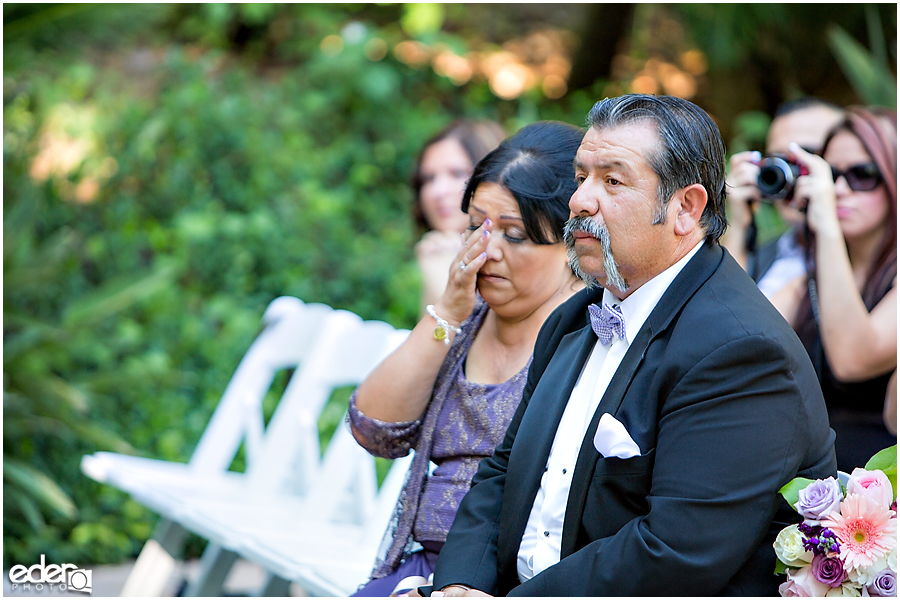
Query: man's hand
397 584 492 597
431 585 492 597
395 586 423 597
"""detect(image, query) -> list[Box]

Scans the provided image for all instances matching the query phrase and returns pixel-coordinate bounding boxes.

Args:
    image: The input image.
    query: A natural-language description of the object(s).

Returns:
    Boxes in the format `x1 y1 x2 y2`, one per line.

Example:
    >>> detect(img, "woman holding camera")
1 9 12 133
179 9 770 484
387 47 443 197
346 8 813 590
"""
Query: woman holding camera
785 107 896 472
721 98 844 308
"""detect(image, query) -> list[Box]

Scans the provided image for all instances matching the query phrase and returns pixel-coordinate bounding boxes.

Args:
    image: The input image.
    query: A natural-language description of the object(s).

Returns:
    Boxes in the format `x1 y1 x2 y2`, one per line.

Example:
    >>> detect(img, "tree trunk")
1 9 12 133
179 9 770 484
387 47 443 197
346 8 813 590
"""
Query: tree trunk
567 3 636 91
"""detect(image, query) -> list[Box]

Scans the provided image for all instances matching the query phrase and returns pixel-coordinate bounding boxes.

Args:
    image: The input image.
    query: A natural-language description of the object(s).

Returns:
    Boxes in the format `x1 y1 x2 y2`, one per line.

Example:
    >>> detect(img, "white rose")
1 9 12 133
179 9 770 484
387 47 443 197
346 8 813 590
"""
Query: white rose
775 524 814 567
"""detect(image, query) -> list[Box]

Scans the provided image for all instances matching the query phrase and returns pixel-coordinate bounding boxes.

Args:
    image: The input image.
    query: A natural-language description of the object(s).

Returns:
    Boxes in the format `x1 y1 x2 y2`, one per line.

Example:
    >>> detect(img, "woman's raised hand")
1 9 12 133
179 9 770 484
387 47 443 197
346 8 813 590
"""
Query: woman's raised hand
433 218 493 326
788 142 840 238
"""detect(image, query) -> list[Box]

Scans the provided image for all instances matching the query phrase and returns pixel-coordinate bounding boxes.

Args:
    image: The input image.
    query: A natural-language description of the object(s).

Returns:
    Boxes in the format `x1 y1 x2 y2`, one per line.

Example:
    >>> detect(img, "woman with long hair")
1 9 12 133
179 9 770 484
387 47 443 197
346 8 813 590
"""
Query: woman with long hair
785 107 897 471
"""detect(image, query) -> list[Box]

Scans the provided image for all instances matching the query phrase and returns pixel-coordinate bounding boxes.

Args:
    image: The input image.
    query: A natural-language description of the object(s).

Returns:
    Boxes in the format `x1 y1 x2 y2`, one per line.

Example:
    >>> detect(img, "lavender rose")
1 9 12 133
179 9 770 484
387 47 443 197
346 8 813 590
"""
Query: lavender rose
795 477 843 522
811 554 845 588
868 569 897 597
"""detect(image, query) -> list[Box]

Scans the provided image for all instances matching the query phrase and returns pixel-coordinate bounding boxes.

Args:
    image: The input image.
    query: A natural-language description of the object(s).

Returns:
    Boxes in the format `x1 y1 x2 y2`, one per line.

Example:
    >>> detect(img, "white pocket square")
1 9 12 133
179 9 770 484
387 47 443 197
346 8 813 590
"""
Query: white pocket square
593 413 641 459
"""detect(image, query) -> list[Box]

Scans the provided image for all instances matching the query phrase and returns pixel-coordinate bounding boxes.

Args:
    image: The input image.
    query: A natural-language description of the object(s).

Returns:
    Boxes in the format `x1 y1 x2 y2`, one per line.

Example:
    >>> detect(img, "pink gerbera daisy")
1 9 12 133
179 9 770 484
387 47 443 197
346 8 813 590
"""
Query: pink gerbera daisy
821 493 897 572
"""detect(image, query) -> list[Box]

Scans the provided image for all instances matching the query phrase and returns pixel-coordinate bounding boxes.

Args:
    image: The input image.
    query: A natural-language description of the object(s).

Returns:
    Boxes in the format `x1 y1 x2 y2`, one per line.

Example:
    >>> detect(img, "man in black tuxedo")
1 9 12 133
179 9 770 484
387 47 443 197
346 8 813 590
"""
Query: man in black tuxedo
427 95 836 596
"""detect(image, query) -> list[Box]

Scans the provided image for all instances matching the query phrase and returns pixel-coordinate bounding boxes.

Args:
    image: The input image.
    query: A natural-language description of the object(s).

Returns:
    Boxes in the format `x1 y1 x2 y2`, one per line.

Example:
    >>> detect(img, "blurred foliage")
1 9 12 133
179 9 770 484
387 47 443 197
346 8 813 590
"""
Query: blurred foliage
3 2 895 568
828 15 897 107
1 3 596 568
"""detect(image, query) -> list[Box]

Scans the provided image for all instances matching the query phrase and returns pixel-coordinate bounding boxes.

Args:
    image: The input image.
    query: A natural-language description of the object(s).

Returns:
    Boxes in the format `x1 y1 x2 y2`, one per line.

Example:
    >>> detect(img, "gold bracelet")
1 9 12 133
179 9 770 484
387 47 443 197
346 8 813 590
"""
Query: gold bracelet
425 305 462 345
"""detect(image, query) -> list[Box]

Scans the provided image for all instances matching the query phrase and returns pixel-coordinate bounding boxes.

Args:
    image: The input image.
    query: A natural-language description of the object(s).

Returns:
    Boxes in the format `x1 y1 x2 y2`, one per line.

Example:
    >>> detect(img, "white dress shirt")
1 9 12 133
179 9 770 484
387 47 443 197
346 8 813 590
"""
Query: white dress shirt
516 240 704 582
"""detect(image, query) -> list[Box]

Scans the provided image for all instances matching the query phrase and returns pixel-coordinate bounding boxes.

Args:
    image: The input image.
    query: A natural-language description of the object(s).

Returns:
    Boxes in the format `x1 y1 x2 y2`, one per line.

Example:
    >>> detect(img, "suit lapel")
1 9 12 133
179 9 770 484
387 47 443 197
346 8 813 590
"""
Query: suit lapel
559 242 724 557
560 325 653 556
498 323 597 566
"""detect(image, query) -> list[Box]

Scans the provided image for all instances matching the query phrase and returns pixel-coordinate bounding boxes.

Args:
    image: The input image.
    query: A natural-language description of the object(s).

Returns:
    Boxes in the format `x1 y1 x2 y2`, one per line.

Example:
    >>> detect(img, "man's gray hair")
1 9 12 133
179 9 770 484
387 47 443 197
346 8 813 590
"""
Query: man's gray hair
585 94 728 242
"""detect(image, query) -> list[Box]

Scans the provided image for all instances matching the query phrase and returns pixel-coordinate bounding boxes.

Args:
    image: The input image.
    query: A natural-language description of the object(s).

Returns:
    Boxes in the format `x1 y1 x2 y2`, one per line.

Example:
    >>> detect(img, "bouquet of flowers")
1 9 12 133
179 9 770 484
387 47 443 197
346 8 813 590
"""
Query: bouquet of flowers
775 445 897 597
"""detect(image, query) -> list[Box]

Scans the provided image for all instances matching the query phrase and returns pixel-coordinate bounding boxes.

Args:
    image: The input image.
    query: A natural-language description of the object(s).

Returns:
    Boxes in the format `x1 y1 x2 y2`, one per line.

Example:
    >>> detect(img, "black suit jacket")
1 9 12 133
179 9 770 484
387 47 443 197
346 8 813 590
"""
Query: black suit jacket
432 242 836 596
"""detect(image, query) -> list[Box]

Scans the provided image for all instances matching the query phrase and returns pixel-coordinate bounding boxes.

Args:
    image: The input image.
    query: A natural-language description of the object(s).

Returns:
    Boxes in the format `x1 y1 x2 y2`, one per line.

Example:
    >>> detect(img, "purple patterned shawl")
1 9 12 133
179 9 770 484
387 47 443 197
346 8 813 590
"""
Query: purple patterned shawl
347 298 529 579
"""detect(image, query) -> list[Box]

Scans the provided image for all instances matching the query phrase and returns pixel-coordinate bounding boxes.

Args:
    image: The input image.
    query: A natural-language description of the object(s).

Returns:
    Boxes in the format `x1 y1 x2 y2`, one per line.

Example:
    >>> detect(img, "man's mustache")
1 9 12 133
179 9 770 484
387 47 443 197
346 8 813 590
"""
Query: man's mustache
563 216 628 293
563 215 605 242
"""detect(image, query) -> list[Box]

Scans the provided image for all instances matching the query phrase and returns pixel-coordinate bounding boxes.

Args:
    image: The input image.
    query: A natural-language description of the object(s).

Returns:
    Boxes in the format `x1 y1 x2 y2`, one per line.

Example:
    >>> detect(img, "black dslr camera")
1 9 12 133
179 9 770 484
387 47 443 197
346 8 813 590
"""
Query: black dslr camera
756 156 809 202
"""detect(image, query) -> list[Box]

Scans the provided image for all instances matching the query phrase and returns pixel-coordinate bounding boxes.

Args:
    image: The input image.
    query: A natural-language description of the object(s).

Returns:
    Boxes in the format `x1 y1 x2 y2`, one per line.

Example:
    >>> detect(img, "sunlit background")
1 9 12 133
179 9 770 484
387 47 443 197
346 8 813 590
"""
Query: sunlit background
3 2 896 575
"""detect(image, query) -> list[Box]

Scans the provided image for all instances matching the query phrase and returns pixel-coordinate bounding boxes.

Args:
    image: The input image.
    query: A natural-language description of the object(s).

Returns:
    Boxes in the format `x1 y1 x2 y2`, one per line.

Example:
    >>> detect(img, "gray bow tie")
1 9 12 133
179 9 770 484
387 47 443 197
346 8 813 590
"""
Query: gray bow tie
588 303 626 345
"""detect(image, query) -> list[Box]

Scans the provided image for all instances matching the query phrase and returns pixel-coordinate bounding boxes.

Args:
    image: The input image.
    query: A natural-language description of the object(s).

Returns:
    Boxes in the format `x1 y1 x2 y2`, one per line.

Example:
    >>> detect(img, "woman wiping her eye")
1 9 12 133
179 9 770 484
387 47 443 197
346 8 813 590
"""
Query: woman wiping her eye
347 121 585 596
411 120 506 311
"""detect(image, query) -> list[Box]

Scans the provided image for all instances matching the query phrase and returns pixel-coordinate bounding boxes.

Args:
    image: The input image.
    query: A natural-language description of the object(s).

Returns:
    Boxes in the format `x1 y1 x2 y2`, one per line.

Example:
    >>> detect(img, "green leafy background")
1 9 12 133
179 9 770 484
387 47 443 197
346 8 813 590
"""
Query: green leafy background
3 3 896 567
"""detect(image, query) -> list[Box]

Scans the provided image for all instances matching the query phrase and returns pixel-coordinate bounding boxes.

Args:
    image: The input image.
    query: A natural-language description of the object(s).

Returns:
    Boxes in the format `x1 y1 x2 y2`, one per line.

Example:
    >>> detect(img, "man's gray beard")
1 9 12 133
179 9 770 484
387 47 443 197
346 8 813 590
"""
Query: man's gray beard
563 216 628 293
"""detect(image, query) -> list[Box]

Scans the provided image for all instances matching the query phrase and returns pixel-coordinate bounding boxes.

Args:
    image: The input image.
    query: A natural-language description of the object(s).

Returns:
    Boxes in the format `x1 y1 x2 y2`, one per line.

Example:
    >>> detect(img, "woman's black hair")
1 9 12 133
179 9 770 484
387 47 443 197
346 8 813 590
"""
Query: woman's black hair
461 121 585 245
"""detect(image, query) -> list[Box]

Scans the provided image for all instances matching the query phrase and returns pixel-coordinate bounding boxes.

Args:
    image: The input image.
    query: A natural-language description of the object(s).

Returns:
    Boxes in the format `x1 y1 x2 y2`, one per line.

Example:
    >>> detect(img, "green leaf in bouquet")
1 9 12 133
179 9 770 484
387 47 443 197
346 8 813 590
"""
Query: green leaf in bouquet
778 477 814 511
865 445 897 498
774 556 788 576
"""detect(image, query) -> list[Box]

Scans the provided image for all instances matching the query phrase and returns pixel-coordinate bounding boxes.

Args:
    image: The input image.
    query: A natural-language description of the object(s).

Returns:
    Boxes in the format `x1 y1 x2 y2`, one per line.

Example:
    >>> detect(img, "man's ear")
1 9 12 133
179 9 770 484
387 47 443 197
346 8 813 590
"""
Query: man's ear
672 183 707 236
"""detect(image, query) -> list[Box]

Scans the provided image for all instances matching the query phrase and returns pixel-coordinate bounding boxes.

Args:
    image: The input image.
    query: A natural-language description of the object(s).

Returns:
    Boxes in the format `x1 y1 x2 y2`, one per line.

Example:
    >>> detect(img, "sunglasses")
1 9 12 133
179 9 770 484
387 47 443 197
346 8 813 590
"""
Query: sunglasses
830 162 883 192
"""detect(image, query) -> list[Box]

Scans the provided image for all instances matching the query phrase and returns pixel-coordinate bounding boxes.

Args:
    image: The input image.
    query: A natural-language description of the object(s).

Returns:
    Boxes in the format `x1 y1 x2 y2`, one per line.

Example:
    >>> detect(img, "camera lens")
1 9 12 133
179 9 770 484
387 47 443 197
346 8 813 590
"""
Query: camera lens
757 156 801 201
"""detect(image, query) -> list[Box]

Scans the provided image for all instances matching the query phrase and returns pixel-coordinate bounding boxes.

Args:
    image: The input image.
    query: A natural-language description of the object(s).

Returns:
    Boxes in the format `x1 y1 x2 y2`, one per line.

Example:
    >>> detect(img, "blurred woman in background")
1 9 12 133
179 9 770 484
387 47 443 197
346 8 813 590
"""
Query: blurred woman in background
349 121 585 595
785 107 897 471
411 120 506 309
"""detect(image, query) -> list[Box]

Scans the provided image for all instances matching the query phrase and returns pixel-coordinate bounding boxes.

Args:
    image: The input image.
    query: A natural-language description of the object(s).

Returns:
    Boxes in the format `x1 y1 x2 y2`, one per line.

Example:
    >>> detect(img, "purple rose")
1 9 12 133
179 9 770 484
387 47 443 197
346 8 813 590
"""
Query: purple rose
810 554 845 588
795 477 843 522
868 569 897 597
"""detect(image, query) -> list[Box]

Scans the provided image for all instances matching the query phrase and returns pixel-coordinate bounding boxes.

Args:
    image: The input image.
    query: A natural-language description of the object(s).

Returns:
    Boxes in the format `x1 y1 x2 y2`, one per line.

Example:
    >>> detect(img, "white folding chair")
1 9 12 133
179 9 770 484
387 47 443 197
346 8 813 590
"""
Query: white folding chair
81 297 412 596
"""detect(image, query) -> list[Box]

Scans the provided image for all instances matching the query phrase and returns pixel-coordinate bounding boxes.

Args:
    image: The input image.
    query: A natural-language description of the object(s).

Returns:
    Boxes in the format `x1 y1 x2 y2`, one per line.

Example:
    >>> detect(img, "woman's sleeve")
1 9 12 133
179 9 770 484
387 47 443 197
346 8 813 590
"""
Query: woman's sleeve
348 295 484 459
347 389 424 459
